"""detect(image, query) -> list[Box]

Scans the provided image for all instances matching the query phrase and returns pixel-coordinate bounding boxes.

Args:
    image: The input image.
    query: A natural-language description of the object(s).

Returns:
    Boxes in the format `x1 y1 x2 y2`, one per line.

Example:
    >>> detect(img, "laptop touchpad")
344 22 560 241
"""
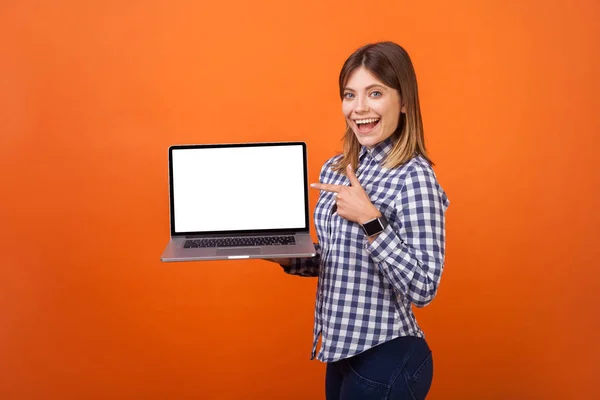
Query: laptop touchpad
216 248 262 256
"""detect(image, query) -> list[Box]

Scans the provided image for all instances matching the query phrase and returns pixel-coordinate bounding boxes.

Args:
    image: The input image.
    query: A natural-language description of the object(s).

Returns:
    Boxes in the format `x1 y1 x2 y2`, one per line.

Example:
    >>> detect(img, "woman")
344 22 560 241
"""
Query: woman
272 41 449 400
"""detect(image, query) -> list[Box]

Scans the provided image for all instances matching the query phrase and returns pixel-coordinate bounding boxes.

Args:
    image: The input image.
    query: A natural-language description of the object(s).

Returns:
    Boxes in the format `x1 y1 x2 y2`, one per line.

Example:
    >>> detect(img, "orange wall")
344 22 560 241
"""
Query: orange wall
1 0 599 399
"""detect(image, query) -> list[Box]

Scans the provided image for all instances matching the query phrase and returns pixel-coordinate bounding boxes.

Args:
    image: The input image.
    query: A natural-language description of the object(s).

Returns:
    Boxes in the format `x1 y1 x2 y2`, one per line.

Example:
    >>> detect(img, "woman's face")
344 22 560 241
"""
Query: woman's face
342 67 404 149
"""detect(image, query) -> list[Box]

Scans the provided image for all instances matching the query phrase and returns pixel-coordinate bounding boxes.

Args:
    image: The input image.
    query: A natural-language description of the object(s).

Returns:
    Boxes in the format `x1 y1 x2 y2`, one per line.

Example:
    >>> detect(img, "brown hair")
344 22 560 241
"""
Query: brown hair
332 41 433 173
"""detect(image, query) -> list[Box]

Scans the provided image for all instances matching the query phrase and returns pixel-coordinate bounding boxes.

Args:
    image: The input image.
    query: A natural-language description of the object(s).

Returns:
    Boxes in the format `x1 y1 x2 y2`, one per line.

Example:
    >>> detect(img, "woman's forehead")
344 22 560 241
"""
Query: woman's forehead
345 67 388 89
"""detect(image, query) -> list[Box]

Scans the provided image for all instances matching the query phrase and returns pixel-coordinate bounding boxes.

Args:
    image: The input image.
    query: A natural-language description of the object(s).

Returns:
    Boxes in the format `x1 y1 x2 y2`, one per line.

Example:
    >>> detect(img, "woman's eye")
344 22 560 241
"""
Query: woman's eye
371 91 382 97
344 92 355 99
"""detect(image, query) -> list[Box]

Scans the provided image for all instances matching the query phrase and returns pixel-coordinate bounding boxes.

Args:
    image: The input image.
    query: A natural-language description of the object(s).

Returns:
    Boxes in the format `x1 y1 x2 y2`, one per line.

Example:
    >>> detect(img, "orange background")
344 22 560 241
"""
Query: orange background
1 0 599 399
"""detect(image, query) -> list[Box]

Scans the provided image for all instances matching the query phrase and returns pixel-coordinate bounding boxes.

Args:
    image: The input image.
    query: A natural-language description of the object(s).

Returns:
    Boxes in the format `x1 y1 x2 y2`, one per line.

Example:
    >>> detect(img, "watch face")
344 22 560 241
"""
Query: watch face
363 218 384 236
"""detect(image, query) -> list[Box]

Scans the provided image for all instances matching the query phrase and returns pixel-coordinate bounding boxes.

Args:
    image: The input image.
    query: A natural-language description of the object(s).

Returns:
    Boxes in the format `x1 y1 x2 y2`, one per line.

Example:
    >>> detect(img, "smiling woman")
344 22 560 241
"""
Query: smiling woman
341 69 402 148
334 41 433 174
272 41 450 400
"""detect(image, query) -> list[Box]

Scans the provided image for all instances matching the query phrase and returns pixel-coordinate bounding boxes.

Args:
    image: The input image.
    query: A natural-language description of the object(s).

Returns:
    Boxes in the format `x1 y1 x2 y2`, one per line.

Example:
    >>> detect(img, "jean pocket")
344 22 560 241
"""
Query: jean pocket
344 363 390 399
405 352 433 400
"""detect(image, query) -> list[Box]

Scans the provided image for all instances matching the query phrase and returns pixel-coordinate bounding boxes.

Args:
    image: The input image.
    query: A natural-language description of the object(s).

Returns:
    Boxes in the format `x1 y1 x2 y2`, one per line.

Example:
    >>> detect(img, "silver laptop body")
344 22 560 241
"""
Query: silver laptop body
160 142 316 262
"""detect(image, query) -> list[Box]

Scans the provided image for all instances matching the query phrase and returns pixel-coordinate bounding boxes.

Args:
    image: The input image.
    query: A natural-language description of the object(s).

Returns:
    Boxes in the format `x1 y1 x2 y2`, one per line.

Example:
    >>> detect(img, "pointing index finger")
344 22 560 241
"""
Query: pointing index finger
346 164 361 186
310 183 343 193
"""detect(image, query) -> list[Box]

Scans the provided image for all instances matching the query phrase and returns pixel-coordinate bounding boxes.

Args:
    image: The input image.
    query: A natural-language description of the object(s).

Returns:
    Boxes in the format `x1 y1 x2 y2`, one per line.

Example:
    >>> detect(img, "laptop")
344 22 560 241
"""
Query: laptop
160 142 317 262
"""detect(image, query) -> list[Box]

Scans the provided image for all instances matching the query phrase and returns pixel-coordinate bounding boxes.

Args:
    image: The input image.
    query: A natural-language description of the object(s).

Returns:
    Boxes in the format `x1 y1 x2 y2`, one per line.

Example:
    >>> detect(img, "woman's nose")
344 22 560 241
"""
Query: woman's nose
354 95 369 113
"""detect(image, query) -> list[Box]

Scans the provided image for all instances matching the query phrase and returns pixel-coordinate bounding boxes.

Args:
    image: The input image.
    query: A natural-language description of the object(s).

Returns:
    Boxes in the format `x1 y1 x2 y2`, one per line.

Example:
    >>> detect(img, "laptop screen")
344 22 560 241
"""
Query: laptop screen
169 143 309 235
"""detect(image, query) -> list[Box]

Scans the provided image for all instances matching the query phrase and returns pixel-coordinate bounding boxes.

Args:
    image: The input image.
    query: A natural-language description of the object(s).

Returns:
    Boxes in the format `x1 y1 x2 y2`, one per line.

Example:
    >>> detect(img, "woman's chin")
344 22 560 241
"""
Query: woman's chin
354 134 380 148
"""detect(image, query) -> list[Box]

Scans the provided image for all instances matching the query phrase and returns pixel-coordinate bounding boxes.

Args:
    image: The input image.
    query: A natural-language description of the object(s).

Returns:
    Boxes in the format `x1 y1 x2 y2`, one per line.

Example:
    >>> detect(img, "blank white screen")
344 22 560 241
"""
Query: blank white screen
172 145 307 233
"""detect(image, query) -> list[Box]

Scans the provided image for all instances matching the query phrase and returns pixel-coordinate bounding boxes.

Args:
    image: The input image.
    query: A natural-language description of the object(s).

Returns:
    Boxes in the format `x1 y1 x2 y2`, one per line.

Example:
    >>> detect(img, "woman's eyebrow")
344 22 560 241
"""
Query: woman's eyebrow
365 84 386 90
343 84 386 91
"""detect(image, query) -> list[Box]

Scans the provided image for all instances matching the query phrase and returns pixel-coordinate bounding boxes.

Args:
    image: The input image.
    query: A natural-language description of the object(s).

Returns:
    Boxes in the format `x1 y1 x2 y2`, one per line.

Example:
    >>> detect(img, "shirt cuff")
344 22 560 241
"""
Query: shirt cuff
365 224 401 263
283 257 303 273
365 226 416 292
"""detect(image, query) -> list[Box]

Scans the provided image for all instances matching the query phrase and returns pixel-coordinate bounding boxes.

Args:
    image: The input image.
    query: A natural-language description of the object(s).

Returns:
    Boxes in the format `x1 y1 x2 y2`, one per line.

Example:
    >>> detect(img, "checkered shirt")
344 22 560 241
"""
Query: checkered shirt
283 138 450 362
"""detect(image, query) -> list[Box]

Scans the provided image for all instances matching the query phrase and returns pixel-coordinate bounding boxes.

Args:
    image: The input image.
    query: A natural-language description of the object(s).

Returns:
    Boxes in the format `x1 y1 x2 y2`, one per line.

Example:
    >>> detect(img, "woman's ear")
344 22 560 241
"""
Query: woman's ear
401 104 407 114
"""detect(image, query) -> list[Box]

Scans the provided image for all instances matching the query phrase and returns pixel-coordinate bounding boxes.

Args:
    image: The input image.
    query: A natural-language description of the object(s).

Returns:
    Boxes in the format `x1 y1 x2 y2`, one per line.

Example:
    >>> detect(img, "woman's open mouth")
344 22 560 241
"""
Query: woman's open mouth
354 118 380 134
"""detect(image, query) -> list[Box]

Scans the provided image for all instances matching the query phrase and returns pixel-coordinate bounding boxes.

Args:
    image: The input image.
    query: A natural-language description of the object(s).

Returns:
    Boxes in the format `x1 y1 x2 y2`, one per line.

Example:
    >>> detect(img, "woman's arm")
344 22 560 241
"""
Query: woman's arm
366 167 449 307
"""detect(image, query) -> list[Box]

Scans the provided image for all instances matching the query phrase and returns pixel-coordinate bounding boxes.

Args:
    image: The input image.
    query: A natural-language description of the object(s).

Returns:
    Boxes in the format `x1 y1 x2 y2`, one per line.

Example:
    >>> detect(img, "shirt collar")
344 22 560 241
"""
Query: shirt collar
359 136 396 163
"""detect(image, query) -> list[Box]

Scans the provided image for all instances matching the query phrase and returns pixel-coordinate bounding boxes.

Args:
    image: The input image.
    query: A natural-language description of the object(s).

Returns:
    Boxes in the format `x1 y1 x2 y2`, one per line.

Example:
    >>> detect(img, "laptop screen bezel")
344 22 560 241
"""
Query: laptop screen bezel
167 142 311 237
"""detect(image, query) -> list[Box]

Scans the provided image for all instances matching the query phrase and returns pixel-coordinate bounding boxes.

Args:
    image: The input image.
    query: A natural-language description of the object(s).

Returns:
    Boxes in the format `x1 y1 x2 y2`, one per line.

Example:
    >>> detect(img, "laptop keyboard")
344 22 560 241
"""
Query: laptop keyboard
184 235 296 248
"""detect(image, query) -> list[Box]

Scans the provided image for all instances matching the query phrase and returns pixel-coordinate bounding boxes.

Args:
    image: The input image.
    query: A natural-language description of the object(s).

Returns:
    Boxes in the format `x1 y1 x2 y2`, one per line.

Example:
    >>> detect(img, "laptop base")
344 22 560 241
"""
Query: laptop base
161 233 316 262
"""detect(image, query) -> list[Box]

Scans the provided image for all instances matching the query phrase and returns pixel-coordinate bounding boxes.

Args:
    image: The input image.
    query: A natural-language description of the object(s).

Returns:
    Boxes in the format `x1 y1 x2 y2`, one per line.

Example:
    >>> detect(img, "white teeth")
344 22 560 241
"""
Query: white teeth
355 118 379 124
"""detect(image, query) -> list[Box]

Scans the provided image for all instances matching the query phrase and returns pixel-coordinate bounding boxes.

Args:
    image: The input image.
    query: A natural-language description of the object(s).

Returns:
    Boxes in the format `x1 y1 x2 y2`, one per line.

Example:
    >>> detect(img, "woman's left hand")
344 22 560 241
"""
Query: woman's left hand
310 164 382 224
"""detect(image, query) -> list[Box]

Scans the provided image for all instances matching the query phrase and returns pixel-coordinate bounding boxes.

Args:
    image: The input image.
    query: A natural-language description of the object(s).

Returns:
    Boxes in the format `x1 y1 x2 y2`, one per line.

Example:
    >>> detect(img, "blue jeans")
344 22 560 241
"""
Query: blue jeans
325 336 433 400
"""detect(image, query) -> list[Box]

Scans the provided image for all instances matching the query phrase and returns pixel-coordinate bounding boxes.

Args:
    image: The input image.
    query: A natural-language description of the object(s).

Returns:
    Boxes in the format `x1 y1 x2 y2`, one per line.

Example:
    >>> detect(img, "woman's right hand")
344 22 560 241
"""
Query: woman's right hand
266 258 291 267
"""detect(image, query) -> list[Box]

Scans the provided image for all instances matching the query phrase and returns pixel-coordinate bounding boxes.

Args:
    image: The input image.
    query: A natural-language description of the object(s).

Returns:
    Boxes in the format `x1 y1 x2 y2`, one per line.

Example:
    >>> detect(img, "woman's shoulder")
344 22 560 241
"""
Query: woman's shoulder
397 155 449 207
392 155 446 193
393 155 436 179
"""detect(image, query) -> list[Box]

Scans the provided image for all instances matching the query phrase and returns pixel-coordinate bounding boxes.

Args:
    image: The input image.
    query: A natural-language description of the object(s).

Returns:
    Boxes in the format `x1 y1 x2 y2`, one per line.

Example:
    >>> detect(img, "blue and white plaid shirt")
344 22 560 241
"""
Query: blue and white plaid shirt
283 138 450 362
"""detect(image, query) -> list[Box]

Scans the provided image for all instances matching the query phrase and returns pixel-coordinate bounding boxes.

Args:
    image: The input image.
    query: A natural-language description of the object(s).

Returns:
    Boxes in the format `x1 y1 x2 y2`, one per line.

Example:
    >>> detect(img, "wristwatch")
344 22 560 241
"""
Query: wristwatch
361 214 388 237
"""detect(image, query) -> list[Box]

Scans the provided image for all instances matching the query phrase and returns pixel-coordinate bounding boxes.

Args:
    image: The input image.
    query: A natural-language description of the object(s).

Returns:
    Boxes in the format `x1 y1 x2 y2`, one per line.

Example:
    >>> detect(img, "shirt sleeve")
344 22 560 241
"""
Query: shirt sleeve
281 243 321 277
365 166 450 307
